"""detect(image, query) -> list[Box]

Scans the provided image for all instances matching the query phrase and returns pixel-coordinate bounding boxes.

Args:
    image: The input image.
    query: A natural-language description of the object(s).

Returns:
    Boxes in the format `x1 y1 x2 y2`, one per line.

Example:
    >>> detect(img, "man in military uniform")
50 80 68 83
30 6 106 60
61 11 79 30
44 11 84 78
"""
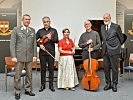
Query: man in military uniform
10 14 37 99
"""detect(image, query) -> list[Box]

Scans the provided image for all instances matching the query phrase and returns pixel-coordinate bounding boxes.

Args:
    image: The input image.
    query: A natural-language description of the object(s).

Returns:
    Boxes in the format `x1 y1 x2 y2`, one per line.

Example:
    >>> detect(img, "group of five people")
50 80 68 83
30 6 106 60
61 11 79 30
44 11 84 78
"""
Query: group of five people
10 13 124 100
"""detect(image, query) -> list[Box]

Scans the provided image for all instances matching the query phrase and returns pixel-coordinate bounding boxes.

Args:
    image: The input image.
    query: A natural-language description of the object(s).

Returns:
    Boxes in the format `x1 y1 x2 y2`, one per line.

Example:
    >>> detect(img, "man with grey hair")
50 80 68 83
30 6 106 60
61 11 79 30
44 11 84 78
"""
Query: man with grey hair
101 13 124 92
78 20 101 61
10 14 37 99
36 16 58 92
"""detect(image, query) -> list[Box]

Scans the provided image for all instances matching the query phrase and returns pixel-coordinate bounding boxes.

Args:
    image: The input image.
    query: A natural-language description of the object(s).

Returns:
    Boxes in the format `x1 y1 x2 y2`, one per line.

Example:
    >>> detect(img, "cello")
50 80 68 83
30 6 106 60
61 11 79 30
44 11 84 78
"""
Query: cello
82 44 100 91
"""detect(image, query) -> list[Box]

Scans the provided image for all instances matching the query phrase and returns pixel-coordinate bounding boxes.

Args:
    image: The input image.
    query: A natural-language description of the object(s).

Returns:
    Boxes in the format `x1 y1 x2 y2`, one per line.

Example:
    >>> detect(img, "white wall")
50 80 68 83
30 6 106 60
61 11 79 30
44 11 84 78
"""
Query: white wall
22 0 116 45
22 0 116 60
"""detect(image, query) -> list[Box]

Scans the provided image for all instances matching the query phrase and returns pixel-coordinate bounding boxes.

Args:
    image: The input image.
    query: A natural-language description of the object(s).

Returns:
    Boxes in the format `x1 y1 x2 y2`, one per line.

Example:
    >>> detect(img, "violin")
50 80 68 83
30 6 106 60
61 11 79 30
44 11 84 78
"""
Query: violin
37 31 54 44
82 44 100 91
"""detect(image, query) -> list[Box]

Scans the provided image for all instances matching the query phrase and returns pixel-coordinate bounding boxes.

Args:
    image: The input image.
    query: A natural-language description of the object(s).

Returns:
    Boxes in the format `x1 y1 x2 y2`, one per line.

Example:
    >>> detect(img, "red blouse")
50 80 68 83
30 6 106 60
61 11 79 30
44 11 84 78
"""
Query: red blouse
58 38 74 56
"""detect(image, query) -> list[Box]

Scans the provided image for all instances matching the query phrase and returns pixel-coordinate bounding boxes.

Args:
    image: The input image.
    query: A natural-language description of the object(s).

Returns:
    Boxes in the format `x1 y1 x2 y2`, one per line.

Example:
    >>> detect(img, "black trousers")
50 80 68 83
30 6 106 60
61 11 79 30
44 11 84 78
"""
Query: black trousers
39 54 54 86
103 54 120 85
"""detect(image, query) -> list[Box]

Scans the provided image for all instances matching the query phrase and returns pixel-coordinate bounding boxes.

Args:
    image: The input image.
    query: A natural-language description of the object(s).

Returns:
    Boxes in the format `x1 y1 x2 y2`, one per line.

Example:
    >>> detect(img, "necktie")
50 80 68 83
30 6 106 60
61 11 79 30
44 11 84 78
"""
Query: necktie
26 27 28 33
106 25 108 30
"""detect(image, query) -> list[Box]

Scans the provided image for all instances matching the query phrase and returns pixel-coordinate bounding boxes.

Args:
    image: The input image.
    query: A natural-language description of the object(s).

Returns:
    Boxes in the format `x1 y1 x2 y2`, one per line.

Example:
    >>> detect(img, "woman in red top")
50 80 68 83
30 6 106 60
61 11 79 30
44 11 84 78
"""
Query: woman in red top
57 28 79 90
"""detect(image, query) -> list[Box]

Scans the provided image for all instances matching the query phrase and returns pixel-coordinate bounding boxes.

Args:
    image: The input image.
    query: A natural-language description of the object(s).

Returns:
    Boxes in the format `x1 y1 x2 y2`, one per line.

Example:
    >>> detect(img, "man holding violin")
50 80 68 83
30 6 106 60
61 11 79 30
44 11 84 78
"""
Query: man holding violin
36 16 58 92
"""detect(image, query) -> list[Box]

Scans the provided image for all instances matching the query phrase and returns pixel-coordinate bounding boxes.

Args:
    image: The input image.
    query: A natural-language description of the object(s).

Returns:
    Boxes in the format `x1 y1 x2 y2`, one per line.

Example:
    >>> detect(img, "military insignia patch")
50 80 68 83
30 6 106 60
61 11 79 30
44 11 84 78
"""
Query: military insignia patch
0 21 12 36
128 22 133 35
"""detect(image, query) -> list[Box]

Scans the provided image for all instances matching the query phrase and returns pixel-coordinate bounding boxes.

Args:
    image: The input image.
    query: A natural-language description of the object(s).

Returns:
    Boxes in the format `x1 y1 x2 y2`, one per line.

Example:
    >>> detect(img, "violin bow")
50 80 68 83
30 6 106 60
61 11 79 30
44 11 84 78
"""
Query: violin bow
42 47 62 66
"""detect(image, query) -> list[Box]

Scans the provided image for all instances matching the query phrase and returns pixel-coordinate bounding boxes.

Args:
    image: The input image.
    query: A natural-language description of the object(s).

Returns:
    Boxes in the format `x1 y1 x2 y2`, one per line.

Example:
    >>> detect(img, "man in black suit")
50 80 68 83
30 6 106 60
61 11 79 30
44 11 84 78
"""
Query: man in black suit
36 16 58 92
101 13 124 92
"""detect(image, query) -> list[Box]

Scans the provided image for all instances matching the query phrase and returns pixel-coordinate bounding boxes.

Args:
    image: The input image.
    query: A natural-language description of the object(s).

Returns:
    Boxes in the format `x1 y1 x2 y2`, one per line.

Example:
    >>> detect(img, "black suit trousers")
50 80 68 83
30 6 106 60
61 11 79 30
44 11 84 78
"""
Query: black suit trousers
39 54 54 86
103 54 120 84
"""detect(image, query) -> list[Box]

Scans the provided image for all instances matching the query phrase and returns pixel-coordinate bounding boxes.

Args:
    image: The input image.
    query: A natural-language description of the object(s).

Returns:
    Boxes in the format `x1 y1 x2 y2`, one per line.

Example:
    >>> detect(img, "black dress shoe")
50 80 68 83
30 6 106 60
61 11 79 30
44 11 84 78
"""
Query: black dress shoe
112 84 117 92
49 85 55 92
103 84 111 91
15 93 20 100
39 85 45 92
25 91 35 96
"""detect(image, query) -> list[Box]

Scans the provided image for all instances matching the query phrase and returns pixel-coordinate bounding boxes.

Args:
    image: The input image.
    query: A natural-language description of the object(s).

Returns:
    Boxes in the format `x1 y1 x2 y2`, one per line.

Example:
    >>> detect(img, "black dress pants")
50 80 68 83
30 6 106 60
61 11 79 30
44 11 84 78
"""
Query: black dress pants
103 54 120 85
39 54 54 86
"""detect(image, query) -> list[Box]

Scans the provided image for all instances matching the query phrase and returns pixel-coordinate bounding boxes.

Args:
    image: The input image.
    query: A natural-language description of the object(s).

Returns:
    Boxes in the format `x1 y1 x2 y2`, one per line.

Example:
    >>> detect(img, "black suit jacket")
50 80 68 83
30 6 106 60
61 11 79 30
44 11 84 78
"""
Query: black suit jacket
36 27 58 56
101 23 124 56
